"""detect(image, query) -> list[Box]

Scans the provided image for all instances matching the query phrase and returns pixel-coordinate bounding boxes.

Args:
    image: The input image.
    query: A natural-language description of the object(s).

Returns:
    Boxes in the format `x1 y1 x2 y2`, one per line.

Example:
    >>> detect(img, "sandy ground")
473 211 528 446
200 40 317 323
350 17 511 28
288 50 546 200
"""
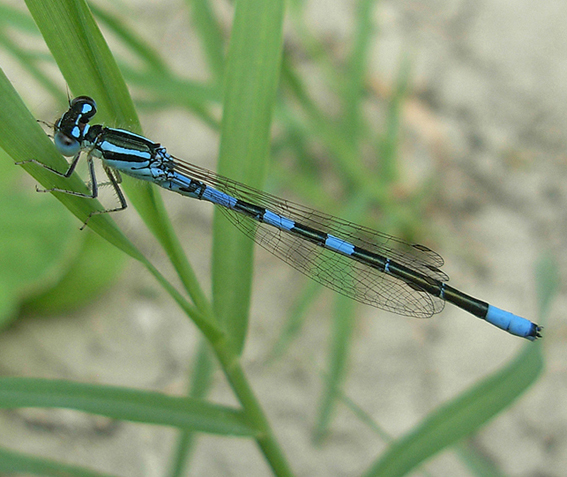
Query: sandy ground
1 0 567 475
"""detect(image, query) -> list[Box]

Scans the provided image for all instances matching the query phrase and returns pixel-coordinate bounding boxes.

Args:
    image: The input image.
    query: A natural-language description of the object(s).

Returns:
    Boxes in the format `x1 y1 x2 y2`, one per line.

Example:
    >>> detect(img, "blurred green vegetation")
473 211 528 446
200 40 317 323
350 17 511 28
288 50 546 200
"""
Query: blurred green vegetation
0 1 552 476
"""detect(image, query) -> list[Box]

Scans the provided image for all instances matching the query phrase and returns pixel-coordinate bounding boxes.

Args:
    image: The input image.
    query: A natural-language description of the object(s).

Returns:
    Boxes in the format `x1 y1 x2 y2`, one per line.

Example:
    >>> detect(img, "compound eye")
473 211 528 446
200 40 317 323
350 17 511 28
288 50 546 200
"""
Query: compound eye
54 131 81 156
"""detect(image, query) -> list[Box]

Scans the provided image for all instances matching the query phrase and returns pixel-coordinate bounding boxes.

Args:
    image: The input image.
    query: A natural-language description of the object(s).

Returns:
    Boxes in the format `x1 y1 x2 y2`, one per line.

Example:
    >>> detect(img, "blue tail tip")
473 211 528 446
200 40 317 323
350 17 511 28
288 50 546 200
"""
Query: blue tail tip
486 305 542 341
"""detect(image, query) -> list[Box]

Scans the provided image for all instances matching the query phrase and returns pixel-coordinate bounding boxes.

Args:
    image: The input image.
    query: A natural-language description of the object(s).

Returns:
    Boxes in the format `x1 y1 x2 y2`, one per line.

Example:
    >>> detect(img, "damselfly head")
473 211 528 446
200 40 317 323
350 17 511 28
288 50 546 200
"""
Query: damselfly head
53 96 98 156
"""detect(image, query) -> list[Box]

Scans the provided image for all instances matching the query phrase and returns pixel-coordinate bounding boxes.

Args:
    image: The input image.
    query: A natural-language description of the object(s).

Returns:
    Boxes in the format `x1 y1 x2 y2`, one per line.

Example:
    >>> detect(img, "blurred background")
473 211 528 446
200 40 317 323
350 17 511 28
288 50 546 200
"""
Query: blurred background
0 0 565 475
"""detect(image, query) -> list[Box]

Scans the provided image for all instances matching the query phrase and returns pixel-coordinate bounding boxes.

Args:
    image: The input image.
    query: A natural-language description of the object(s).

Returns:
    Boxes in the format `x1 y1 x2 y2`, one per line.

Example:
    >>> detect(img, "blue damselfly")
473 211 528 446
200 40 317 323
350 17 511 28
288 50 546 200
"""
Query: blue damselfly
19 96 542 340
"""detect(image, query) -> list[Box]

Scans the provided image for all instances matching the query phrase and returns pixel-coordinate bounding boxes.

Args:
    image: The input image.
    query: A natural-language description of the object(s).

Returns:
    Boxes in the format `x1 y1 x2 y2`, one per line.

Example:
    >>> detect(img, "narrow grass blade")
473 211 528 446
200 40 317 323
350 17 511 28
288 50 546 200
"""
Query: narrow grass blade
90 3 169 75
169 340 215 477
0 446 117 477
267 279 322 361
0 377 257 436
24 0 217 325
0 29 65 102
362 343 543 477
342 0 379 144
1 66 217 342
25 0 137 126
377 55 411 186
455 440 507 477
185 0 225 82
313 294 355 443
534 251 560 321
0 67 140 259
22 231 126 314
212 0 285 354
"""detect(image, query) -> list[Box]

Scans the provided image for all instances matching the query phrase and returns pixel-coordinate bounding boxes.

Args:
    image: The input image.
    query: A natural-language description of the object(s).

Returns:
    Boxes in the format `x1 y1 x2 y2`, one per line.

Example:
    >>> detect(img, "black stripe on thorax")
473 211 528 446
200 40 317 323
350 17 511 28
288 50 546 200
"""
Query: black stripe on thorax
102 127 158 148
96 128 160 162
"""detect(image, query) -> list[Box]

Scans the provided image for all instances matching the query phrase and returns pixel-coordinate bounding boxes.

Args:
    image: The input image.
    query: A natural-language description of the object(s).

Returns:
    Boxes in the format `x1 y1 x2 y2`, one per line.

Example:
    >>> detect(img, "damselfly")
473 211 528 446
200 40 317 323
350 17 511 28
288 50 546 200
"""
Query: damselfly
19 96 542 340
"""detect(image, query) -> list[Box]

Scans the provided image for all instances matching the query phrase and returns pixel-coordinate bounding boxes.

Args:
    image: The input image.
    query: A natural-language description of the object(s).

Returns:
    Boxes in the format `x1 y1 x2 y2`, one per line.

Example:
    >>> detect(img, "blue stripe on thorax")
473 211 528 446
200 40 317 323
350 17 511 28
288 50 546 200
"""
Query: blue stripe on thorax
99 140 152 161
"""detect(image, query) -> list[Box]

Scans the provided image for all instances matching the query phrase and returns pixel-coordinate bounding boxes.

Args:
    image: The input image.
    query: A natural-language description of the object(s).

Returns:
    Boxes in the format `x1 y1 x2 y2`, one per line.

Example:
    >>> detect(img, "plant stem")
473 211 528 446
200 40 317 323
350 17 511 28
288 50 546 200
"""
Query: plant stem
214 342 295 477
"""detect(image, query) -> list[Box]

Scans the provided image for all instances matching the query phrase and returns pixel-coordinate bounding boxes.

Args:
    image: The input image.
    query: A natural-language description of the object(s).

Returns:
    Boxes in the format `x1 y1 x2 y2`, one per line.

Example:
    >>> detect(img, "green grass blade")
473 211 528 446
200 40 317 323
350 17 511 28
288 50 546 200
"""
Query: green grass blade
342 0 379 144
25 0 136 126
362 342 544 477
0 446 117 476
120 65 221 129
25 0 163 244
21 230 126 314
0 2 37 32
24 0 153 241
24 0 217 326
212 0 285 354
6 9 287 473
0 29 65 102
186 0 225 82
267 279 322 361
0 377 257 436
0 67 139 259
455 440 507 477
90 2 170 74
534 251 560 321
377 55 411 186
169 340 215 477
0 68 219 339
313 294 356 443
